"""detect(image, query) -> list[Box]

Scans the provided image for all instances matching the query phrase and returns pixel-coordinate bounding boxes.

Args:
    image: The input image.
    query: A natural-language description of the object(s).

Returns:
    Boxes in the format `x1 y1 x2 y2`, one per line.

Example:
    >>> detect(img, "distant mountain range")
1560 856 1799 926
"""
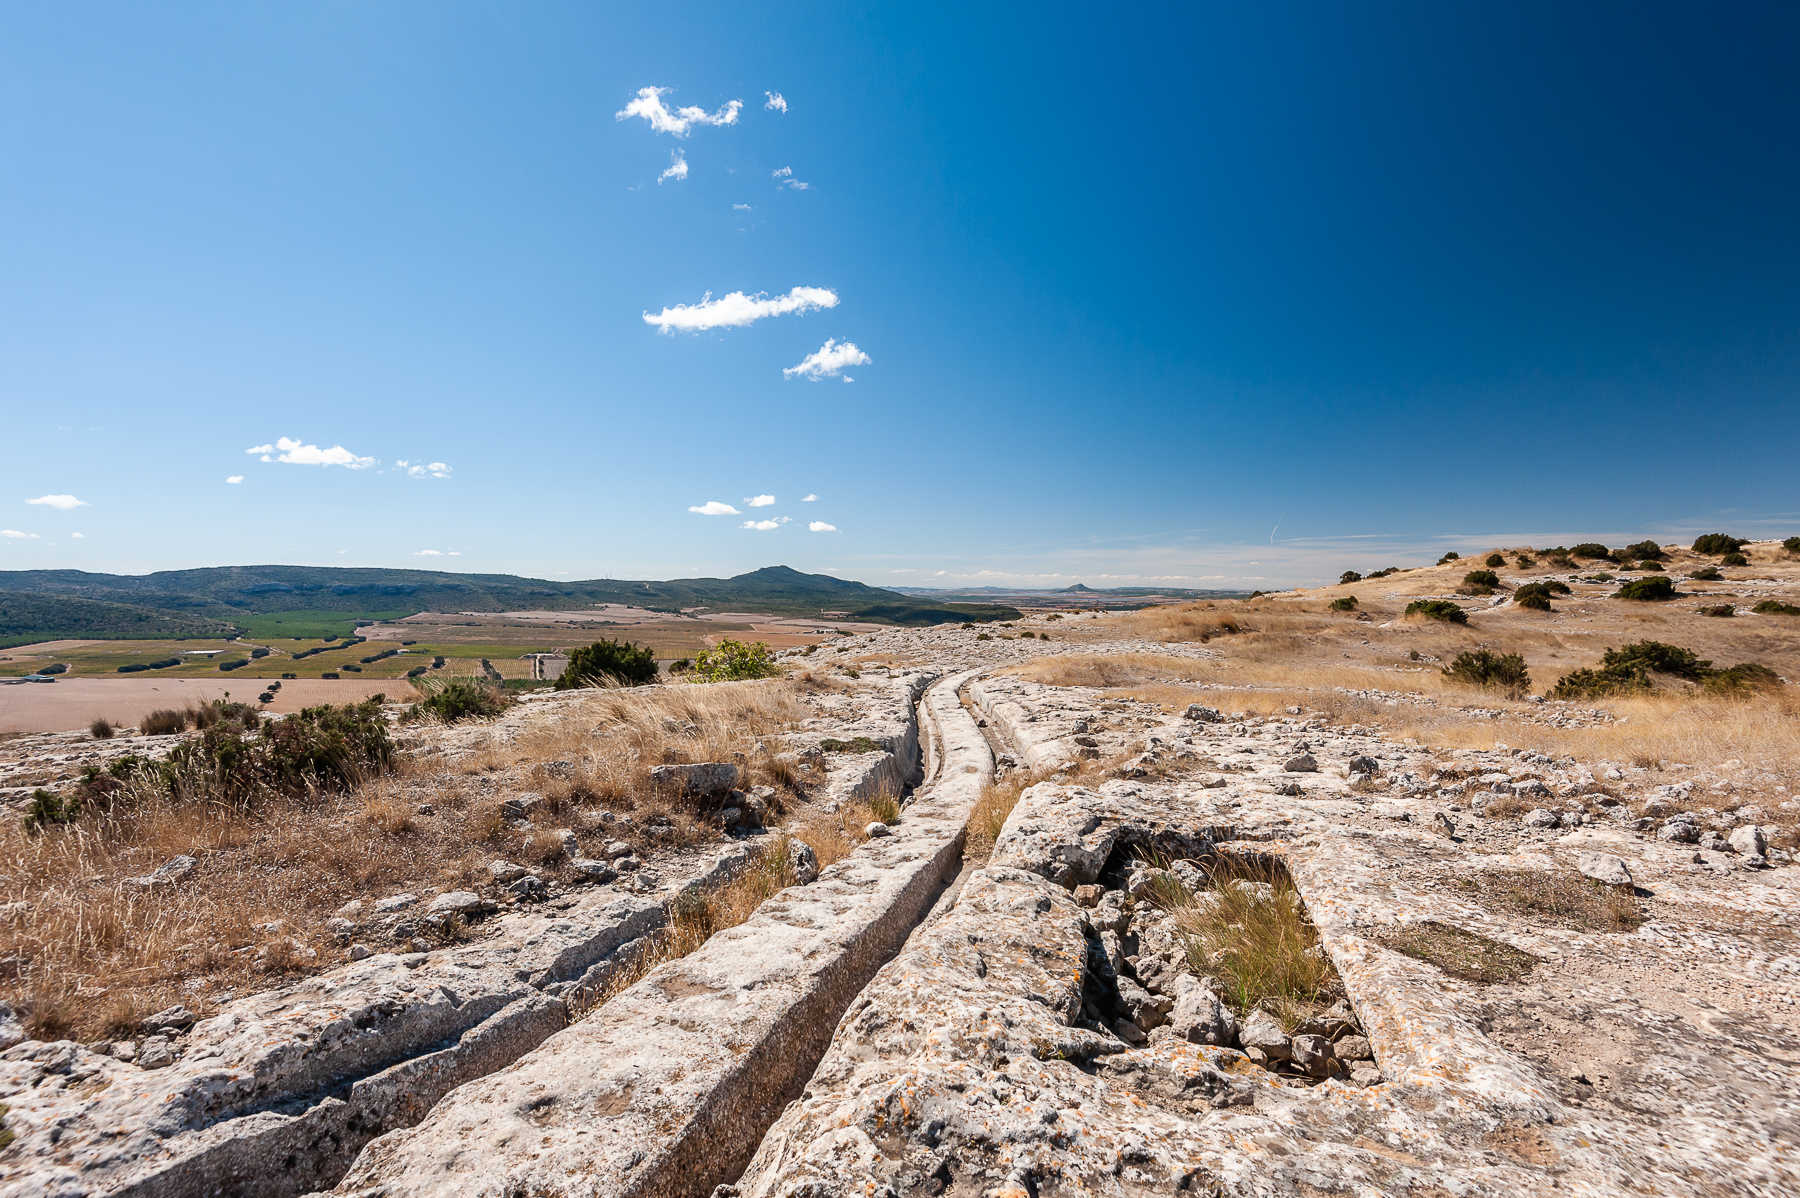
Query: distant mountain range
891 582 1250 605
0 565 1020 645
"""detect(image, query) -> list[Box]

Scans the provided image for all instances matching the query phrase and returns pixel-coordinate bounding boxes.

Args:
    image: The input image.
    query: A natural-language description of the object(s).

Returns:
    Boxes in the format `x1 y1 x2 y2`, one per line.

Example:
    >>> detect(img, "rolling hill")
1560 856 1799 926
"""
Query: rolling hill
0 565 1019 644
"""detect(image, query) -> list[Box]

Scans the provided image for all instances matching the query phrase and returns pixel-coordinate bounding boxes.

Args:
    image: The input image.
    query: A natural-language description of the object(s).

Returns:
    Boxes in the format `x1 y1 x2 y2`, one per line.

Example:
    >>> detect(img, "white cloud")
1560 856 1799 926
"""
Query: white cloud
27 493 86 510
744 494 776 507
808 521 837 533
764 91 788 113
1 529 37 539
397 460 452 480
770 165 810 190
70 531 85 539
802 493 818 502
783 338 870 380
414 549 444 557
448 550 462 557
225 475 244 485
732 202 752 211
615 86 742 136
245 436 377 469
741 516 791 531
658 149 689 184
644 286 838 333
688 500 741 516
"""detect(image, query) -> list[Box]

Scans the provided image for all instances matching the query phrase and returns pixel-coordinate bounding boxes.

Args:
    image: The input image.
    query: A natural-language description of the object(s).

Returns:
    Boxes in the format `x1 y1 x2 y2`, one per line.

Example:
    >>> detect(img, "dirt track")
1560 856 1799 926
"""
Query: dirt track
0 678 412 734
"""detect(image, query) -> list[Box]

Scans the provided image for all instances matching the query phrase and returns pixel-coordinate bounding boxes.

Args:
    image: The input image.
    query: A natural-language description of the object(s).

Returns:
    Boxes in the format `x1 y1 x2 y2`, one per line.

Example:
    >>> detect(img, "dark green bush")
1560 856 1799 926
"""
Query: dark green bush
1721 552 1749 567
250 647 271 659
1553 666 1649 700
218 657 250 671
1700 604 1735 617
1462 569 1501 590
1484 553 1505 568
687 639 779 682
1570 543 1611 559
1545 554 1575 569
1614 576 1676 601
1405 599 1468 624
1784 536 1800 556
166 699 393 809
556 638 659 689
321 671 340 679
1338 570 1362 585
1515 555 1535 569
1543 580 1571 594
1604 641 1711 680
1702 663 1782 695
1689 566 1722 581
1442 650 1531 695
411 678 509 723
1638 560 1664 572
1690 533 1745 555
340 663 363 673
1329 596 1358 612
1437 551 1460 565
37 663 67 675
1753 600 1800 616
1512 583 1554 611
1621 540 1665 561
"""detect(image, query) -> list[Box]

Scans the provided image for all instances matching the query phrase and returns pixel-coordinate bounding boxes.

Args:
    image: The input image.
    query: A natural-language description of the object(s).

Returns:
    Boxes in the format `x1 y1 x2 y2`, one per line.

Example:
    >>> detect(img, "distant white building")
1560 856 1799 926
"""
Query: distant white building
523 652 569 681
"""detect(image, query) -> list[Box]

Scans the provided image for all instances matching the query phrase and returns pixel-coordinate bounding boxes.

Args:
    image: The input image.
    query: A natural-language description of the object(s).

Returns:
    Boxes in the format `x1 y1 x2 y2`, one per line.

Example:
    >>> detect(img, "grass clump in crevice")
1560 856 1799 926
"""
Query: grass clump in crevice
1464 869 1642 932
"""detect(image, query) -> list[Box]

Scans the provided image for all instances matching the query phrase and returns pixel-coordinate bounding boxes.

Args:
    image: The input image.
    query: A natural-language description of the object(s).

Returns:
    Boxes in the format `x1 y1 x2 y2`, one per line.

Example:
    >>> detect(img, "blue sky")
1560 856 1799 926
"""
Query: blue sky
4 2 1798 588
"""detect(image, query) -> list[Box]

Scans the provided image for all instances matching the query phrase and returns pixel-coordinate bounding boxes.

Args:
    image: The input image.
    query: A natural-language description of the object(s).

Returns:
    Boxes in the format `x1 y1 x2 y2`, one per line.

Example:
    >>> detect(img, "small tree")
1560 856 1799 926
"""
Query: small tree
1338 570 1362 585
1614 576 1676 601
688 639 779 682
1784 536 1800 556
1484 553 1505 567
1691 533 1746 556
556 638 658 689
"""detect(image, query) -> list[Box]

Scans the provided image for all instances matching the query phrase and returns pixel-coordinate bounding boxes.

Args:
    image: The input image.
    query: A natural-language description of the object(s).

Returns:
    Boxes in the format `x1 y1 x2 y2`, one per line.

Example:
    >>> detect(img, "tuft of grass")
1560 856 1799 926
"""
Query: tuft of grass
965 771 1039 860
141 708 187 736
89 717 115 740
1155 857 1341 1025
1379 921 1539 983
1464 869 1642 932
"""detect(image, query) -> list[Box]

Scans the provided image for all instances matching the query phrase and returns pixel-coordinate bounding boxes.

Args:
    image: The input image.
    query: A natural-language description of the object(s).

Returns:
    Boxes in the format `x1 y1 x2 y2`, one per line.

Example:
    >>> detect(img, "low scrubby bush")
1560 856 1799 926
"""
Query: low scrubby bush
1784 536 1800 556
1700 604 1735 617
117 657 181 674
1437 551 1460 565
1338 570 1362 585
1512 583 1554 611
141 709 186 735
1329 596 1358 611
218 657 250 671
1442 650 1531 696
556 638 658 689
1484 553 1505 568
1613 576 1676 601
1639 560 1665 571
1404 599 1468 624
1621 540 1665 561
1703 663 1782 695
1544 553 1575 569
1515 555 1535 568
410 678 509 723
1689 566 1722 581
1552 639 1777 700
37 663 67 675
88 718 114 739
1753 599 1800 616
688 639 779 682
1570 543 1611 559
250 646 271 659
1692 533 1746 555
1461 569 1501 592
1721 552 1749 567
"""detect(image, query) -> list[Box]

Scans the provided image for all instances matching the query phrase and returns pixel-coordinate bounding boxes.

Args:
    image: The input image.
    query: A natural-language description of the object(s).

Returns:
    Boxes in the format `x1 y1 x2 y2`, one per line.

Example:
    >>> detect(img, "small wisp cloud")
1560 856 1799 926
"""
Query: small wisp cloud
744 494 776 507
808 521 837 533
784 339 870 380
658 150 689 184
225 475 244 485
742 516 791 531
246 436 377 470
644 286 838 333
1 530 38 540
770 166 811 190
398 460 453 480
615 87 742 136
764 91 788 113
26 494 86 510
688 500 740 516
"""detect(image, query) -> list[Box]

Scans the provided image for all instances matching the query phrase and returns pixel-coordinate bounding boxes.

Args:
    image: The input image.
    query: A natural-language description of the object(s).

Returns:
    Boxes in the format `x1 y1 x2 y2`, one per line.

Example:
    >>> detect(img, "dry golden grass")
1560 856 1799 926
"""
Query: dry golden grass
965 770 1041 861
788 788 901 870
0 680 813 1041
1378 920 1540 983
1152 856 1342 1028
1464 869 1643 932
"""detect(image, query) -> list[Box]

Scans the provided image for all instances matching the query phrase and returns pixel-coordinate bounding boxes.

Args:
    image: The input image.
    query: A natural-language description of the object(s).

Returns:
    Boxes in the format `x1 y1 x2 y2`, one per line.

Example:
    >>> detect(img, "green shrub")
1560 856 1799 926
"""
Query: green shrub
687 639 779 682
1570 543 1611 559
36 663 68 675
1338 570 1362 585
1604 641 1711 680
1405 599 1468 624
1621 540 1665 561
1484 553 1505 568
250 647 271 659
411 678 509 723
1702 663 1782 695
1552 665 1649 700
218 657 250 671
1512 583 1553 611
1753 600 1800 616
1720 552 1749 567
1329 596 1358 612
1545 554 1575 569
1691 533 1746 556
1442 650 1531 695
1614 576 1676 601
165 699 393 810
141 709 187 735
556 638 658 689
1784 536 1800 556
321 671 340 679
1639 560 1665 572
1437 551 1460 565
1514 555 1535 569
1700 604 1735 618
1689 566 1722 581
340 663 362 672
1462 569 1501 591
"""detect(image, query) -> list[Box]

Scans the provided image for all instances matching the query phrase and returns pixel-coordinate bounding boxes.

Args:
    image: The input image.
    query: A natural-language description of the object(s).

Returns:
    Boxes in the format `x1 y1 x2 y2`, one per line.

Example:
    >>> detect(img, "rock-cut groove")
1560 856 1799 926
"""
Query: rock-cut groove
325 670 995 1198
